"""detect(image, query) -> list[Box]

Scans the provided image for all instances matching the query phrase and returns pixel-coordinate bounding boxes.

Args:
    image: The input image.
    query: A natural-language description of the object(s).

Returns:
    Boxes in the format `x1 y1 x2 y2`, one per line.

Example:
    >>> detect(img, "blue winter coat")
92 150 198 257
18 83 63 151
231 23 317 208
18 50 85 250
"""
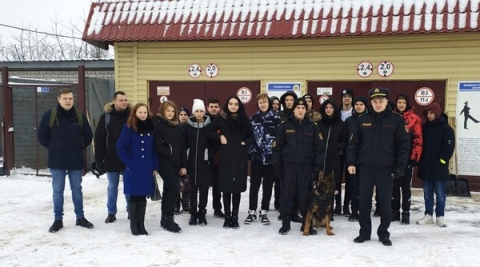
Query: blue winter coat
117 124 158 196
38 105 92 170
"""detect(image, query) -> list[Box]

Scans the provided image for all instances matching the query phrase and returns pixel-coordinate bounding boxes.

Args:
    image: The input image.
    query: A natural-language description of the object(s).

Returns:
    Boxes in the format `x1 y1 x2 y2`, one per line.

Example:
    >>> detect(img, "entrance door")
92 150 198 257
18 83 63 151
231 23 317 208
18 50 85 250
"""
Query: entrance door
149 81 260 116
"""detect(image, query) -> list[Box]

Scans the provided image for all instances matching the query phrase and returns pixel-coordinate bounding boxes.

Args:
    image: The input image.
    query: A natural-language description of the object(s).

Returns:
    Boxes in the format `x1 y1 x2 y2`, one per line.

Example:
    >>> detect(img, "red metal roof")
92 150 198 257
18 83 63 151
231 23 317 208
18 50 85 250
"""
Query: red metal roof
83 0 480 46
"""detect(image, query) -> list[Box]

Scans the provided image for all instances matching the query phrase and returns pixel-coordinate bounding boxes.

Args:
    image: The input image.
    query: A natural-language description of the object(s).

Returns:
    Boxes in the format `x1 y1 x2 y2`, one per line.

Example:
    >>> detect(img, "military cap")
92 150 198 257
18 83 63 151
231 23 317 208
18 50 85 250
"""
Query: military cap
369 88 389 99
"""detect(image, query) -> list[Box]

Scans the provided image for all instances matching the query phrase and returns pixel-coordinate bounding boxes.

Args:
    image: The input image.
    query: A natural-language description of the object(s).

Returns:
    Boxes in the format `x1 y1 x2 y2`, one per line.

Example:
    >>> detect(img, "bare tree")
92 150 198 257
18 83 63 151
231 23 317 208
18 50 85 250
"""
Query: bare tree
0 21 112 61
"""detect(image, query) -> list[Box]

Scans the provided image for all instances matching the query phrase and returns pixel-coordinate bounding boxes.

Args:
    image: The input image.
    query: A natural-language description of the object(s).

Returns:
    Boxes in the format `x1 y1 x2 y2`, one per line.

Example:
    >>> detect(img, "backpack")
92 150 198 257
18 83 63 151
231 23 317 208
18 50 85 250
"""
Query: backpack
49 108 83 129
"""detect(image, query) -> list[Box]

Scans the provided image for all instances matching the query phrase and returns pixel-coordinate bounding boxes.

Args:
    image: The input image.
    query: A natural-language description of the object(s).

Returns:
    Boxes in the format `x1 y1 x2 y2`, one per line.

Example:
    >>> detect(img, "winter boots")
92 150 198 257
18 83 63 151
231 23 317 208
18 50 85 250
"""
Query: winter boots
401 211 410 225
49 220 63 233
189 202 198 226
231 210 239 229
129 200 148 236
223 211 232 229
164 215 182 233
198 209 207 226
391 210 401 222
279 219 291 235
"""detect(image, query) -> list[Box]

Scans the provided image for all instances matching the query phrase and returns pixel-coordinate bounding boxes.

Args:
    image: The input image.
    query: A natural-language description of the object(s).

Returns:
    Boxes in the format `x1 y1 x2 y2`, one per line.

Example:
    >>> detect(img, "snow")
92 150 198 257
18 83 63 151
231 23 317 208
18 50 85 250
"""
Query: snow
1 170 479 266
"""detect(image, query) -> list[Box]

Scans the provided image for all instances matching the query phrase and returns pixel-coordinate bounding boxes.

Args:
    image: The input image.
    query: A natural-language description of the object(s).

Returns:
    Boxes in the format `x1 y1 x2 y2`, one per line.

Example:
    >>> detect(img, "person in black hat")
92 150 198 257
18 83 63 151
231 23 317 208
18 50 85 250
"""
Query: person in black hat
347 88 409 246
344 95 369 222
273 98 324 235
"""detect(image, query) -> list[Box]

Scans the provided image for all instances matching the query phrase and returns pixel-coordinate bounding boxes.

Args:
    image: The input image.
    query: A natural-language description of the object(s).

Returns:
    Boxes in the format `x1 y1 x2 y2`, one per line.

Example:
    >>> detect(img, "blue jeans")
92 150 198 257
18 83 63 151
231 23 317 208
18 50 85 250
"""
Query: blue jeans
422 180 446 217
51 169 84 220
106 172 130 215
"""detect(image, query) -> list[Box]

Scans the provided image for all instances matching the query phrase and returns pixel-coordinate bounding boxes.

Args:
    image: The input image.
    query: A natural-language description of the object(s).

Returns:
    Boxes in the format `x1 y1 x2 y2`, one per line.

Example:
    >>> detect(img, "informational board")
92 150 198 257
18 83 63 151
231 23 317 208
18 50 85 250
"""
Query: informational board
456 81 480 176
266 82 302 99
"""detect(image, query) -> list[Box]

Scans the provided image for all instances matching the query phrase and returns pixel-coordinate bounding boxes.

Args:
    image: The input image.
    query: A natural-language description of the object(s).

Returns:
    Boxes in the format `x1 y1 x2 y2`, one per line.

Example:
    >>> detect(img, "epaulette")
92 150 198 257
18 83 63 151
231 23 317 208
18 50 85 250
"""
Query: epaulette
280 120 286 124
314 122 318 125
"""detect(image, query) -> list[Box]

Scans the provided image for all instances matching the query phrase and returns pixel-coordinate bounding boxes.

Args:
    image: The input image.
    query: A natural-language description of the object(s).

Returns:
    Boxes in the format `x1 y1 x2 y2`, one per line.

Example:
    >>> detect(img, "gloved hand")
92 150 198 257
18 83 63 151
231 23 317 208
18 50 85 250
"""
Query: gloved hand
391 166 405 180
275 167 284 179
408 160 418 168
96 160 106 173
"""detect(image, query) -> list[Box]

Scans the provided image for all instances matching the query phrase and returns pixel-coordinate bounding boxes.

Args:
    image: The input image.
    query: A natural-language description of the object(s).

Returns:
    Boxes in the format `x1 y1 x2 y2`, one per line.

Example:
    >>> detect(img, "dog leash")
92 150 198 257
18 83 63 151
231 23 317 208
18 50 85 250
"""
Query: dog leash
314 126 331 189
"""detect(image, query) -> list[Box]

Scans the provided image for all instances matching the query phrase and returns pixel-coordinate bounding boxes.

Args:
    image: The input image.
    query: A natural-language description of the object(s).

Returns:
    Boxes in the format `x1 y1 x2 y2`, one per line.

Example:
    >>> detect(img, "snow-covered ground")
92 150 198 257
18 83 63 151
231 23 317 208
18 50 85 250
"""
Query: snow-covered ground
1 170 479 266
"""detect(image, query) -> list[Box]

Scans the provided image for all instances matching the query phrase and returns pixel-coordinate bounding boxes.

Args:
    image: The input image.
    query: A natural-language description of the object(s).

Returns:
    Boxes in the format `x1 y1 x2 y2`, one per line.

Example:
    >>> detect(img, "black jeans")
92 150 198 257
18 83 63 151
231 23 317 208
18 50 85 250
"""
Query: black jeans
392 165 413 212
211 164 223 211
190 185 209 210
159 164 179 216
248 162 274 211
348 170 360 213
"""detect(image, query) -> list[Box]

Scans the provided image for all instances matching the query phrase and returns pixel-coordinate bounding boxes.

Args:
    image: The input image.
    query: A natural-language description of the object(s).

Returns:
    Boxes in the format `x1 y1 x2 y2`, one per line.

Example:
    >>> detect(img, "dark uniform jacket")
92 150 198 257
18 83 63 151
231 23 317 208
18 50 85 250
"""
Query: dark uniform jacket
185 116 214 186
153 115 187 168
347 107 409 170
38 105 92 170
273 116 324 170
418 114 455 181
94 103 131 172
206 110 255 193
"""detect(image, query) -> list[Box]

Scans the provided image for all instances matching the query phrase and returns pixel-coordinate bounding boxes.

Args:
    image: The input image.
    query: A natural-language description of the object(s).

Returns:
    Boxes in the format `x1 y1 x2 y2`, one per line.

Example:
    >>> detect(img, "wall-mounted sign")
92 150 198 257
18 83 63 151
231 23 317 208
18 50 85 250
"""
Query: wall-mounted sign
377 61 394 77
188 64 202 78
157 86 170 95
205 63 219 78
159 96 168 103
316 87 332 95
357 61 373 78
237 87 252 104
319 95 329 105
266 82 302 99
36 87 49 93
414 87 434 106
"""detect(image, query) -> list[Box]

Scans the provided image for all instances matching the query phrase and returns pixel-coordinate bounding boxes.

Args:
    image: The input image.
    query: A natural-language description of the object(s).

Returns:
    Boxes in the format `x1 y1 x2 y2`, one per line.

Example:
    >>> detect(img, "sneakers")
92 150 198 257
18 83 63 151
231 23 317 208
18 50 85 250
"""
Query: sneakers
259 210 270 225
436 216 447 227
49 220 63 233
401 211 410 225
76 217 94 229
244 210 257 224
417 214 434 225
105 214 116 223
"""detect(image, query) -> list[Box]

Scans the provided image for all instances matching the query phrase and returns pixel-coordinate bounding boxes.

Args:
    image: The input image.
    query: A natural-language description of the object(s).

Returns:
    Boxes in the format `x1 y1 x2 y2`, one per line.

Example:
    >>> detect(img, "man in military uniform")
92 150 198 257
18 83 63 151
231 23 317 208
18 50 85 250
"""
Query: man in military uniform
273 98 324 235
347 88 409 246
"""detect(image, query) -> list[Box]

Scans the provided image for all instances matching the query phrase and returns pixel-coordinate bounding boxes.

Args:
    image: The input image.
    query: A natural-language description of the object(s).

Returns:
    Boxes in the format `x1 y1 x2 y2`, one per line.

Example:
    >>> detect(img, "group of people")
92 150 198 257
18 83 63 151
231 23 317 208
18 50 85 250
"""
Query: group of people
38 87 455 245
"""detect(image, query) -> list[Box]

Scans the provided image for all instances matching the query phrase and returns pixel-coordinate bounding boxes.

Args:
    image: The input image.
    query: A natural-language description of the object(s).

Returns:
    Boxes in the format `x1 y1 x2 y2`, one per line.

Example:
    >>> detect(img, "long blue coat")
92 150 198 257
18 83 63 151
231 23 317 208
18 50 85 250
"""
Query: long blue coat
116 125 158 196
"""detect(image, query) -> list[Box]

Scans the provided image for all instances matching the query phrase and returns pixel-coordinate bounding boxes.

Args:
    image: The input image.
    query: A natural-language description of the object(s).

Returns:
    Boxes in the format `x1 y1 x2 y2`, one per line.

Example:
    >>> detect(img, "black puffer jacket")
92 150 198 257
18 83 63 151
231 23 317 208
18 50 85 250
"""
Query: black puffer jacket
153 115 187 168
418 107 455 181
185 116 214 186
94 103 131 172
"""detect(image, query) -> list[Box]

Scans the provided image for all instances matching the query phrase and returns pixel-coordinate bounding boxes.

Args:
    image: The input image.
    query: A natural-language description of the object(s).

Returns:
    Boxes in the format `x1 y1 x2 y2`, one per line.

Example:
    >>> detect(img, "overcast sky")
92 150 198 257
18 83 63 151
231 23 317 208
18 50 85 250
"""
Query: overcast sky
0 0 95 45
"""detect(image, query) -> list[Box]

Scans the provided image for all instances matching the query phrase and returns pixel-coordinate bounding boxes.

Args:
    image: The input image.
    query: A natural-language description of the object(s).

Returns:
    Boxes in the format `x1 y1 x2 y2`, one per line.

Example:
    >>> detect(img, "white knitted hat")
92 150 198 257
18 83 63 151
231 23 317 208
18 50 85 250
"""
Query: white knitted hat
192 99 206 113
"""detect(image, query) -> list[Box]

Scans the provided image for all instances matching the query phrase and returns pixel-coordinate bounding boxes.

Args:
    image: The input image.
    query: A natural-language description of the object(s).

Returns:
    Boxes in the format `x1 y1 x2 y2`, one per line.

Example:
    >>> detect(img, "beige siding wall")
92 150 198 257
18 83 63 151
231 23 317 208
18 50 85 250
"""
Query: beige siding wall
115 32 480 117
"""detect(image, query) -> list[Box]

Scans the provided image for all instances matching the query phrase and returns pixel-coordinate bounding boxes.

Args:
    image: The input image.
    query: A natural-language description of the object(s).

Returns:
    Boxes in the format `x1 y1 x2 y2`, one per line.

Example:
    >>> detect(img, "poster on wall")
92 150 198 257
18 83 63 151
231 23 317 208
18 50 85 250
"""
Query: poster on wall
456 81 480 176
266 82 302 99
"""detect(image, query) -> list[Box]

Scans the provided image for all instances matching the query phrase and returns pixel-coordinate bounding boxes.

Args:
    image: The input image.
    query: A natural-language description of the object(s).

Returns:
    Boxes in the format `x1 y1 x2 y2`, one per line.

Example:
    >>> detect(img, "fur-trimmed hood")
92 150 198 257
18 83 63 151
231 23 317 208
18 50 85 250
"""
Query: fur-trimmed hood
103 102 132 113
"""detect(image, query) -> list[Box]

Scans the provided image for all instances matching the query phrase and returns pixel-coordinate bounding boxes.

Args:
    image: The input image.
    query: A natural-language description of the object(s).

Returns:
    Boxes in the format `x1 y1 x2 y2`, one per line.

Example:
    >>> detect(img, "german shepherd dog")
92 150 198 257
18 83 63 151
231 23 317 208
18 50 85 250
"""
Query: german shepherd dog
303 170 335 236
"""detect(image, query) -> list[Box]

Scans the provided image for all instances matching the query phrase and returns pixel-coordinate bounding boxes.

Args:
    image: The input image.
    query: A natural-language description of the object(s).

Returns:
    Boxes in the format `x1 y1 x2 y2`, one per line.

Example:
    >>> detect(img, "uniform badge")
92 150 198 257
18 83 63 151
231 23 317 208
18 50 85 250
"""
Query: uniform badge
318 133 323 140
272 140 276 147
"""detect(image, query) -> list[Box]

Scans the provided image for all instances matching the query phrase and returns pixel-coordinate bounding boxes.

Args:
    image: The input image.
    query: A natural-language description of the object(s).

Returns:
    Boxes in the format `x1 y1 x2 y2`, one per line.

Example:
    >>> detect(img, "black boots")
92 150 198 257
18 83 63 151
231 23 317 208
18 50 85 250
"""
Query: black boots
401 211 410 225
164 215 182 233
49 220 63 233
391 210 401 222
137 201 148 235
279 219 291 235
223 211 232 228
189 202 198 226
198 209 207 226
231 210 239 229
129 200 148 236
